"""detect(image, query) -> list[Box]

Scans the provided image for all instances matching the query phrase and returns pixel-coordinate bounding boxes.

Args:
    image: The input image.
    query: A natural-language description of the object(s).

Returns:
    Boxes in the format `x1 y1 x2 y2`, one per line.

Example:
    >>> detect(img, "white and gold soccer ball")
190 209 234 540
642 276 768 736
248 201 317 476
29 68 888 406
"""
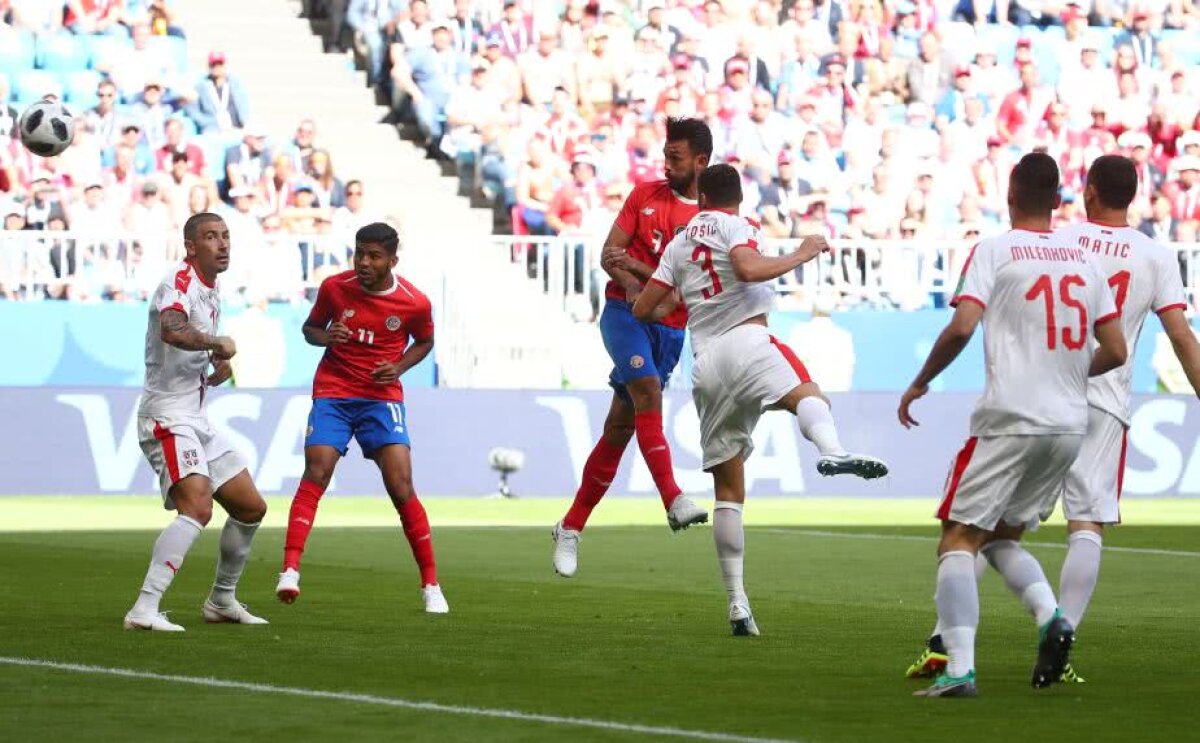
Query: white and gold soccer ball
18 96 76 158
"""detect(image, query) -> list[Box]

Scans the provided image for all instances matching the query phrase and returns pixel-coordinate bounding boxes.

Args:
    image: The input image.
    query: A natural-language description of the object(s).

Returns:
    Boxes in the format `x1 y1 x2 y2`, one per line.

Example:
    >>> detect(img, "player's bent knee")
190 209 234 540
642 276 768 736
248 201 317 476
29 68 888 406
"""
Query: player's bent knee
625 377 663 411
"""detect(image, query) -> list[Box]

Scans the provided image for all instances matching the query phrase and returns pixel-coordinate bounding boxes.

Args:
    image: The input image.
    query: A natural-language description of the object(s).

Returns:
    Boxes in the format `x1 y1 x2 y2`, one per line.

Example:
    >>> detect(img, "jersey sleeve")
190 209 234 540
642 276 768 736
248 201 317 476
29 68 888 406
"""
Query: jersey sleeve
1088 258 1119 328
614 185 642 237
155 275 192 317
650 233 683 289
409 297 435 342
726 217 761 253
306 278 336 328
950 241 991 309
1152 250 1188 316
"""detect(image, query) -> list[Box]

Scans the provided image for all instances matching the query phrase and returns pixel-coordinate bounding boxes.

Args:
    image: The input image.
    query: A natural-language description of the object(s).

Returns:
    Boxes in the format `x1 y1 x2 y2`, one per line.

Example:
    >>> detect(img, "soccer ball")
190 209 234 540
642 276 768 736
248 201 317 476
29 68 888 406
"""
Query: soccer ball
18 97 76 157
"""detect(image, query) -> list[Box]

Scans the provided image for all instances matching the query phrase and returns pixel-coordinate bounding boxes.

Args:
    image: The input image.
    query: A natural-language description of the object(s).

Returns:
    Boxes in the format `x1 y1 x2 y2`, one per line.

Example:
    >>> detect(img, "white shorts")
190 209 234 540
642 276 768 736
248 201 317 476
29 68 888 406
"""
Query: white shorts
691 324 812 470
1055 407 1127 524
935 434 1083 531
137 415 247 508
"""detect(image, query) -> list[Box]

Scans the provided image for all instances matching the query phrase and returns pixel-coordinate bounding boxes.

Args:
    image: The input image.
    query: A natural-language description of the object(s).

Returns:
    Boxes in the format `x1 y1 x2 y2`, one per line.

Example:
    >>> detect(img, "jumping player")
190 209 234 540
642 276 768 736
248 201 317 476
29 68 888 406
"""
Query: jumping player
551 117 713 578
632 164 889 636
125 212 269 632
898 152 1128 697
276 222 447 614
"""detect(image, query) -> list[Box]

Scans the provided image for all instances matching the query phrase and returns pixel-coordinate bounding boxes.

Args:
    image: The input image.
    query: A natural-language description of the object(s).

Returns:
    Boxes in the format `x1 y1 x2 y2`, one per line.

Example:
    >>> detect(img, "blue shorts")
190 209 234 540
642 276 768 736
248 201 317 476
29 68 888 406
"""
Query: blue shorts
600 298 686 401
306 398 411 457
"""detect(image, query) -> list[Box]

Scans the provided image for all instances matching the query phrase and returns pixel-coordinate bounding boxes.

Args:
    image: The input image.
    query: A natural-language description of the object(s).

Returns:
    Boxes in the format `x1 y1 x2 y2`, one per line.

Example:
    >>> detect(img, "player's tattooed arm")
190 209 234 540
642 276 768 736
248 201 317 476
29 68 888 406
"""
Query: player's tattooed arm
730 236 829 283
303 320 352 347
160 309 236 358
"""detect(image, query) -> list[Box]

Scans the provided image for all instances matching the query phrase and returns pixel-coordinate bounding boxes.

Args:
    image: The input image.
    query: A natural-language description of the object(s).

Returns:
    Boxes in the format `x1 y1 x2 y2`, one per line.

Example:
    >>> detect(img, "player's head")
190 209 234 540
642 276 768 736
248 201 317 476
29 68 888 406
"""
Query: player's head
1007 152 1061 219
1083 154 1138 217
663 117 713 195
354 222 400 290
182 212 230 276
697 164 742 211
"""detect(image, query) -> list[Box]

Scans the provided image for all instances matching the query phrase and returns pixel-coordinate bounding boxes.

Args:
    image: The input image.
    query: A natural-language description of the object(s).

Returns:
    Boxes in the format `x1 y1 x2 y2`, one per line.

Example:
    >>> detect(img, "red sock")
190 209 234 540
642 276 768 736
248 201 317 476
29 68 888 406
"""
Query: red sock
634 410 681 509
562 436 627 531
397 496 438 587
283 480 325 571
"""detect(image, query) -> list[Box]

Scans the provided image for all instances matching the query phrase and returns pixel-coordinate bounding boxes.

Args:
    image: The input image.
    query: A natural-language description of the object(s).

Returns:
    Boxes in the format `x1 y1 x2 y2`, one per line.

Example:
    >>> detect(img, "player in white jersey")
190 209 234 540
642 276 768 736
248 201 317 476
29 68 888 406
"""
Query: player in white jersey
632 164 888 637
904 156 1200 685
123 212 270 632
898 153 1128 697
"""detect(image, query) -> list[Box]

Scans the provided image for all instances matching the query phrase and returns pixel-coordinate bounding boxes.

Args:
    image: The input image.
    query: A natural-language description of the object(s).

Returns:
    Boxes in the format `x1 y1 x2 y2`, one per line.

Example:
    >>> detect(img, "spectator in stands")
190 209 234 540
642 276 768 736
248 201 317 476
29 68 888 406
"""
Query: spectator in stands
24 174 65 230
307 149 345 209
65 0 131 36
576 28 623 116
1122 130 1165 207
102 144 142 211
480 31 522 104
261 152 302 215
448 0 484 56
224 125 271 196
489 0 533 59
726 31 772 93
1115 9 1160 68
332 179 376 237
759 148 813 238
732 89 787 172
125 180 172 237
515 135 558 235
397 23 470 150
996 61 1052 146
9 0 64 33
186 182 212 219
856 164 901 238
102 122 155 176
0 74 16 139
906 31 951 105
286 119 318 173
130 78 174 150
545 150 600 237
192 51 250 133
936 67 978 125
148 0 185 39
85 80 123 148
397 0 436 50
1165 156 1200 220
346 0 407 85
781 0 833 59
1058 37 1115 128
443 58 501 171
1140 192 1178 241
519 26 577 108
154 117 205 175
222 185 264 243
71 180 121 236
973 135 1012 218
160 151 206 228
97 20 182 100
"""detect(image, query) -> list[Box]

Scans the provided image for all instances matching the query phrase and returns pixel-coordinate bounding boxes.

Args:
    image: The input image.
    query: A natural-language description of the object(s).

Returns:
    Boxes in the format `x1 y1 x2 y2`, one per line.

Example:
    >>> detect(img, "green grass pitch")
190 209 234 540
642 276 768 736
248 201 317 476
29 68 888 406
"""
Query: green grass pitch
1 497 1197 742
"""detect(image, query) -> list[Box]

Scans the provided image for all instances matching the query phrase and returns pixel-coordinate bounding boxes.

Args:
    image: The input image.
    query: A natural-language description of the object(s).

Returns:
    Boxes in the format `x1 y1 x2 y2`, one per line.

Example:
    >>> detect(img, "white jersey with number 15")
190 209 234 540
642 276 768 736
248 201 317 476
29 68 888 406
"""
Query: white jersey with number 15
1055 221 1188 426
650 209 774 357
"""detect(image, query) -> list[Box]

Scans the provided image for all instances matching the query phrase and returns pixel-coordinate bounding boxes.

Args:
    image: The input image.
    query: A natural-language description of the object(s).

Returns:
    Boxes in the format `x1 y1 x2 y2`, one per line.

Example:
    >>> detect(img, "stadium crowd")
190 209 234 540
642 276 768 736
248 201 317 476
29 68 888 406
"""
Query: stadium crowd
327 0 1199 245
0 1 379 302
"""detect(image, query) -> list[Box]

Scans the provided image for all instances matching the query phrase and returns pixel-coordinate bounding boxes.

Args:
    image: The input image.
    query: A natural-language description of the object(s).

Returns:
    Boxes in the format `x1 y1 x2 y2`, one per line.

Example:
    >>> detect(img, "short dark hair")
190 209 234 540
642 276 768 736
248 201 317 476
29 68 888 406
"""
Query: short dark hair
665 117 714 159
1086 154 1138 210
346 179 363 192
356 222 400 254
1009 152 1060 215
698 164 742 207
183 212 223 241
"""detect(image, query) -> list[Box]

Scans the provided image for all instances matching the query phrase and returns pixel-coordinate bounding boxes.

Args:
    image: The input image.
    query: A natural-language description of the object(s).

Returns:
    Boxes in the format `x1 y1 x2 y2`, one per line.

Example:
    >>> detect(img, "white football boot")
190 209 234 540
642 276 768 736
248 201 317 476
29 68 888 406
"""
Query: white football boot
123 610 184 632
422 584 450 614
666 495 709 532
729 603 760 637
275 568 301 604
202 599 269 625
552 521 581 577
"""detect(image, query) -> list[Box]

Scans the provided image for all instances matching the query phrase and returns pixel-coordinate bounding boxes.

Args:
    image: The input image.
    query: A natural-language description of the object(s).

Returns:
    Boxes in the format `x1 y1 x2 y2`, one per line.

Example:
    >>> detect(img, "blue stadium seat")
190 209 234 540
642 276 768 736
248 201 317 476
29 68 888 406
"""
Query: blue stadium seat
976 25 1020 66
14 70 63 106
0 30 36 78
84 35 128 71
37 34 90 72
62 70 104 111
1164 30 1200 66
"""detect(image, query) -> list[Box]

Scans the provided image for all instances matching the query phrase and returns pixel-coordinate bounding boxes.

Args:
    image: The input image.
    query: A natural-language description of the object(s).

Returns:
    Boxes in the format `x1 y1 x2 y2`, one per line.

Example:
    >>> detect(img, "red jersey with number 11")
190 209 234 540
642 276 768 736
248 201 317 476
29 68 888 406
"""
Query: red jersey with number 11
307 270 434 402
607 179 696 329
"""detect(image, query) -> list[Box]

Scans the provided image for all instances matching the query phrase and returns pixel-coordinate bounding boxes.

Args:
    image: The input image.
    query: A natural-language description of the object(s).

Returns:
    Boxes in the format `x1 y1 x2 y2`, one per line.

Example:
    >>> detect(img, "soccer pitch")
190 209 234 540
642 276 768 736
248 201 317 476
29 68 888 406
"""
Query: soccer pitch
2 497 1197 742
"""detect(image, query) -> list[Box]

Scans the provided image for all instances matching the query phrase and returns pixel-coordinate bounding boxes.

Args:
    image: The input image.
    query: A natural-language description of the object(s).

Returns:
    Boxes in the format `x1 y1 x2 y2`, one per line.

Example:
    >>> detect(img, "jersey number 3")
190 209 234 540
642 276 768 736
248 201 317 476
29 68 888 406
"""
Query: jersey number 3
1026 274 1087 351
691 246 724 299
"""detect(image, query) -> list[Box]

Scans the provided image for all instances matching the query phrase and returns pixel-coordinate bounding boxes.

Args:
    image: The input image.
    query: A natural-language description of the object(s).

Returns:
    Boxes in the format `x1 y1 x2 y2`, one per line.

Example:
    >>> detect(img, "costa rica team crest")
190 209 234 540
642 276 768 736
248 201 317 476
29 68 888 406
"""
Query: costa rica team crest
386 316 402 331
630 355 645 369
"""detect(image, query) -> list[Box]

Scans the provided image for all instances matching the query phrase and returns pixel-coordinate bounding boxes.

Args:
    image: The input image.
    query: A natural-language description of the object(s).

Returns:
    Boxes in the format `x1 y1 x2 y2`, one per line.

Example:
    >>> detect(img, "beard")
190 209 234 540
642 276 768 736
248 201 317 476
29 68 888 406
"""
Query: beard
666 170 692 193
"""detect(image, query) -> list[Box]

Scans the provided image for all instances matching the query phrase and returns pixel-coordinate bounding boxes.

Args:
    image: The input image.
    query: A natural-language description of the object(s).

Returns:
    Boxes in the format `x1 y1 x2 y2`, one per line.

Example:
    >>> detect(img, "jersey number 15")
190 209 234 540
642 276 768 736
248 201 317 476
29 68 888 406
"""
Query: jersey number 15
1025 273 1087 351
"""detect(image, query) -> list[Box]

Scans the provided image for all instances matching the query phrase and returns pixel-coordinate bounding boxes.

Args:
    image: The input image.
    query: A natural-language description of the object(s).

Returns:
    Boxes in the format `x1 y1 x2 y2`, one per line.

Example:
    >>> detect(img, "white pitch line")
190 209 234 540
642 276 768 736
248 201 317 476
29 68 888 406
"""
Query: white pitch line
0 657 799 743
755 528 1200 558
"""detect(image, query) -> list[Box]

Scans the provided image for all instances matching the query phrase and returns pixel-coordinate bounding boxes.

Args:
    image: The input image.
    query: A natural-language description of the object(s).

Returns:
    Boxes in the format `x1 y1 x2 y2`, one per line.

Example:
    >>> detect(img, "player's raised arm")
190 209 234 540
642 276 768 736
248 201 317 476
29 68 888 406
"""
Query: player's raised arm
160 308 236 358
1159 308 1200 398
730 235 829 284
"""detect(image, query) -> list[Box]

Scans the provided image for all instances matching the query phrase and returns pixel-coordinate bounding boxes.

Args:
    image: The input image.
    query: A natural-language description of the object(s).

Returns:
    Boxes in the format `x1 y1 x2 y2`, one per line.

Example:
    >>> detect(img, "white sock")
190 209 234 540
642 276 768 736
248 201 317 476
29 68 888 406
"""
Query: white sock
713 502 746 606
793 397 847 456
210 517 260 606
133 514 203 615
935 550 978 677
982 539 1058 628
931 551 989 637
1059 530 1102 630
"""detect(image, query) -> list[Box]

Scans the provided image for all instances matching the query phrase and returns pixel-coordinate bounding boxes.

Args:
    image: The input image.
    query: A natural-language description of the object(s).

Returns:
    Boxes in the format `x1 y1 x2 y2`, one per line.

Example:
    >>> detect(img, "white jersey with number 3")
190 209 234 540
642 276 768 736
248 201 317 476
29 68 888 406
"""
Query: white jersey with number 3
139 261 221 420
1054 221 1188 426
650 210 773 356
952 229 1118 437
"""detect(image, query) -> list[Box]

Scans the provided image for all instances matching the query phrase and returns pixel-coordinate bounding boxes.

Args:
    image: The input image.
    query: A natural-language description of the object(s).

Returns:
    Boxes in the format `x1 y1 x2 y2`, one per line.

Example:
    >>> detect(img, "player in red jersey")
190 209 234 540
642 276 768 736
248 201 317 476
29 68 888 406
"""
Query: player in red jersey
551 118 713 578
276 222 448 614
